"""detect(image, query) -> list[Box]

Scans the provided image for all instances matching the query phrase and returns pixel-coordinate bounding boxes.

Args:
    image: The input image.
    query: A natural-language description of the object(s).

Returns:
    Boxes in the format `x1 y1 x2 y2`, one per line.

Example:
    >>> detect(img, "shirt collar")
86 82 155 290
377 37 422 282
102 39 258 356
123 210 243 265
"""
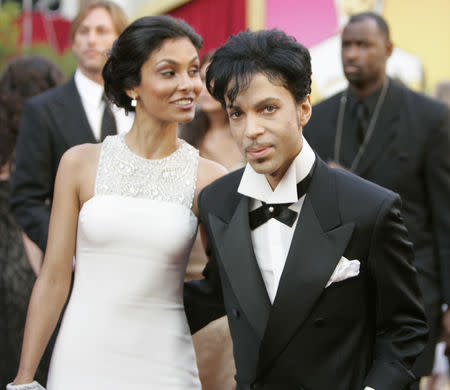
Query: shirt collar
74 68 104 107
238 136 316 204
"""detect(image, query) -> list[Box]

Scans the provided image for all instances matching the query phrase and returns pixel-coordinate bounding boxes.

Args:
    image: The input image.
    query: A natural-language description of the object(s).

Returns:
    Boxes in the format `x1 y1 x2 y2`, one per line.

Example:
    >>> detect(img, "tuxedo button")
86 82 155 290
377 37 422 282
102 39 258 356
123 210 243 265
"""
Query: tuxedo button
232 308 240 319
313 317 325 327
268 206 274 213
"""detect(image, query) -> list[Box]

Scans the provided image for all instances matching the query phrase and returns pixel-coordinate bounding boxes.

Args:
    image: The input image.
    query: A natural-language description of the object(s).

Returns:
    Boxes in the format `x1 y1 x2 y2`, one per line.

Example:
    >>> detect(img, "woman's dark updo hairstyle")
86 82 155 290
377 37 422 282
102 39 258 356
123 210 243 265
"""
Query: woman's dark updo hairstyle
103 15 203 113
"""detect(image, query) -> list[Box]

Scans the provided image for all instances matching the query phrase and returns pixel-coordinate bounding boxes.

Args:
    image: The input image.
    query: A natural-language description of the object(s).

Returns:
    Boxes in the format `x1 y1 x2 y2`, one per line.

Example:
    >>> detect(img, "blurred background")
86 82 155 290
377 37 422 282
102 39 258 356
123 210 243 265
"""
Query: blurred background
1 0 449 102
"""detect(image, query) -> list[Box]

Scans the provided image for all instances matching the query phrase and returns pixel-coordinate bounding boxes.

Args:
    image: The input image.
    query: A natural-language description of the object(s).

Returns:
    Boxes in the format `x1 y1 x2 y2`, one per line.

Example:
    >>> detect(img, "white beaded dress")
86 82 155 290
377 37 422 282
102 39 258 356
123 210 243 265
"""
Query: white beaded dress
46 134 201 389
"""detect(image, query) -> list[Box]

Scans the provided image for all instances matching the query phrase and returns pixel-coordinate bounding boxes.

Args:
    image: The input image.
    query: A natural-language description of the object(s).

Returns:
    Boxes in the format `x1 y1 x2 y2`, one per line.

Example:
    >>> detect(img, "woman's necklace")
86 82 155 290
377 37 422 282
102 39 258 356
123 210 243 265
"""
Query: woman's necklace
333 78 390 172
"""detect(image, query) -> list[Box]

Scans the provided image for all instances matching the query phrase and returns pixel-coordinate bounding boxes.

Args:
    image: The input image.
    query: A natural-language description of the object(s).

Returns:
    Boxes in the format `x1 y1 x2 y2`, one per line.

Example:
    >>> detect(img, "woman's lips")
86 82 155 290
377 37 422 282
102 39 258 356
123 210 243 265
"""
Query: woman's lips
171 97 195 110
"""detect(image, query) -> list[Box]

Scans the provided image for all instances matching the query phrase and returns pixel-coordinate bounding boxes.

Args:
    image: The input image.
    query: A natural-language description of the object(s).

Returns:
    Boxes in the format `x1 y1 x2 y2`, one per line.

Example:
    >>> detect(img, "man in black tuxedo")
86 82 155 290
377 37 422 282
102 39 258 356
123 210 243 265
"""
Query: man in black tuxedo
303 12 450 384
10 1 131 253
185 28 428 390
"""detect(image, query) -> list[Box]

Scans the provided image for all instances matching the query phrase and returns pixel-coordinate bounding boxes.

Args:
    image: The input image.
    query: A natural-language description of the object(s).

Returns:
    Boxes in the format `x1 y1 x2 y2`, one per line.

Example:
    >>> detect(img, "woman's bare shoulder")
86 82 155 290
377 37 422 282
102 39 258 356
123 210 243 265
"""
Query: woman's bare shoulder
59 143 101 169
56 143 101 186
197 156 228 192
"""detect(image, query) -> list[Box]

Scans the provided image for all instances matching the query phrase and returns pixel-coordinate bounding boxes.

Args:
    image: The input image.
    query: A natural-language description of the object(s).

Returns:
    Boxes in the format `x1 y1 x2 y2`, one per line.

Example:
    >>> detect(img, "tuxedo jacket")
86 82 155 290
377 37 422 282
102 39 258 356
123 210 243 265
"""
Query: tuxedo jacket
304 80 450 308
11 77 97 251
185 158 428 390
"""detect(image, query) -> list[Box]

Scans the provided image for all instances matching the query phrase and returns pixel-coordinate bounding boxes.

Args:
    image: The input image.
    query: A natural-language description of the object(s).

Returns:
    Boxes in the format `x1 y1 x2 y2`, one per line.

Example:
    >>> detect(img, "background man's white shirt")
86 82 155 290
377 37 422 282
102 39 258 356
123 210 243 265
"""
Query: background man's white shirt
74 69 134 140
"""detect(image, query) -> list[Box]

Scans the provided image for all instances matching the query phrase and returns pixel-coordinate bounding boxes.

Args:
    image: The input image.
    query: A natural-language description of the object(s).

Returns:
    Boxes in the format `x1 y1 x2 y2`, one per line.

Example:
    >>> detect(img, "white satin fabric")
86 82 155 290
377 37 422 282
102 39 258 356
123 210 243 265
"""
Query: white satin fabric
47 135 201 389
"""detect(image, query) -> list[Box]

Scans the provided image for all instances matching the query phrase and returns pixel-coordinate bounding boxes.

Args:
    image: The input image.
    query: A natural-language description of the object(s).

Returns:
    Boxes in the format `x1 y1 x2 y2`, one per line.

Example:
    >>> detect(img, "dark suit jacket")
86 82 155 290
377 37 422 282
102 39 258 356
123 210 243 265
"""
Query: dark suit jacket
10 77 96 251
185 158 428 390
304 80 450 308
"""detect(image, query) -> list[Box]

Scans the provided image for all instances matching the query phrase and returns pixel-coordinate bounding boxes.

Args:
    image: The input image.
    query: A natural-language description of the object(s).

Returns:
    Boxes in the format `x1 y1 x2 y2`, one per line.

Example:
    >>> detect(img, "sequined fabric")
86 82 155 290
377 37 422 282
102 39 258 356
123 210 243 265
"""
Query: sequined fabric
95 133 198 209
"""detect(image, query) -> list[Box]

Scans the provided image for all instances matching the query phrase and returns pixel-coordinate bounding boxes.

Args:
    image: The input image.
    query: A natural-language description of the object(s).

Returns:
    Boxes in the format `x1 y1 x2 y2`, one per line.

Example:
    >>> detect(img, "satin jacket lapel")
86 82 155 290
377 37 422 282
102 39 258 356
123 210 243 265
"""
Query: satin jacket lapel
355 80 402 177
208 196 271 339
257 159 355 374
54 77 97 147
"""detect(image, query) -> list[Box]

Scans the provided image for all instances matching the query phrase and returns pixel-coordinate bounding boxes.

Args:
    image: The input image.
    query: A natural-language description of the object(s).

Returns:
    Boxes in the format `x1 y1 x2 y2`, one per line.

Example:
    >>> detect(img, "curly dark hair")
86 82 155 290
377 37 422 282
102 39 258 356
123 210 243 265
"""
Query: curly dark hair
0 55 64 168
206 29 312 108
102 15 202 114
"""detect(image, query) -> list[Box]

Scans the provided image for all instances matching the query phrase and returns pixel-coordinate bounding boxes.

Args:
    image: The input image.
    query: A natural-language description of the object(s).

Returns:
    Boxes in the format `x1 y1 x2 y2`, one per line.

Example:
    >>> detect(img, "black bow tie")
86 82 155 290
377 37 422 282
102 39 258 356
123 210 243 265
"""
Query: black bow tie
248 161 316 230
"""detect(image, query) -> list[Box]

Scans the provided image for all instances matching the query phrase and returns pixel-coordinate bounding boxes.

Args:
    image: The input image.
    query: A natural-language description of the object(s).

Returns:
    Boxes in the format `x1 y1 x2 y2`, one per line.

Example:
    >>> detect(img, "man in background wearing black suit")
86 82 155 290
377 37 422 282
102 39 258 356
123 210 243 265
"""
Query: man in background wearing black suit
10 1 131 255
304 12 450 387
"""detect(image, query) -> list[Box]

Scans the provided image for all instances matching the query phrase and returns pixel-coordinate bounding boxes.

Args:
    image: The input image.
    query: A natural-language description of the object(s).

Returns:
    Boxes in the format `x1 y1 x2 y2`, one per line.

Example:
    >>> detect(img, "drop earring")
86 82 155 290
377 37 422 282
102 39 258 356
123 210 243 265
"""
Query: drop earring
131 95 137 107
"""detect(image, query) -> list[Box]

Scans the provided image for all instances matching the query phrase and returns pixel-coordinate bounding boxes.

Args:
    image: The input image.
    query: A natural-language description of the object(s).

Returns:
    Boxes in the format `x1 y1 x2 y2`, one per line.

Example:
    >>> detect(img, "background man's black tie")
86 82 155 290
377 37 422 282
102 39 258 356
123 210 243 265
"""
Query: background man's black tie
100 95 117 141
356 101 369 144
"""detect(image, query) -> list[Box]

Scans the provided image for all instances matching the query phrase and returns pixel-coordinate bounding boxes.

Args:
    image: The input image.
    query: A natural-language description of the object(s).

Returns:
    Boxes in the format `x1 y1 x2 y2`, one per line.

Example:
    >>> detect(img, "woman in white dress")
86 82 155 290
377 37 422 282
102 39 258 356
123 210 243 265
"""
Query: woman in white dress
9 15 226 390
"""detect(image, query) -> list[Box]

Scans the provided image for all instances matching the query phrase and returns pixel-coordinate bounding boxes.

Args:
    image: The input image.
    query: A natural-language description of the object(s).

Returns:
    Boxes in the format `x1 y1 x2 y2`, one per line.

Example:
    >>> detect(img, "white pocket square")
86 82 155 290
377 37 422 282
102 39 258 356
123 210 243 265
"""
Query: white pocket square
325 256 360 288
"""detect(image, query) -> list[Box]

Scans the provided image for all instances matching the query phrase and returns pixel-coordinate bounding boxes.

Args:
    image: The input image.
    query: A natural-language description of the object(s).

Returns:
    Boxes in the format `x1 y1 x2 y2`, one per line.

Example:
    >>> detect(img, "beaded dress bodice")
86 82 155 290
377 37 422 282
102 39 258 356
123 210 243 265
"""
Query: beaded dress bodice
47 134 201 390
95 132 199 210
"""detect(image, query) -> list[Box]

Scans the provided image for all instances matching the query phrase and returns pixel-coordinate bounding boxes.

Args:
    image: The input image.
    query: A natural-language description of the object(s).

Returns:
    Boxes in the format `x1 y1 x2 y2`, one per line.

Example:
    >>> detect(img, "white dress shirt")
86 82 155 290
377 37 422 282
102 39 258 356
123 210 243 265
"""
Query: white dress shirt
238 137 315 303
74 69 134 141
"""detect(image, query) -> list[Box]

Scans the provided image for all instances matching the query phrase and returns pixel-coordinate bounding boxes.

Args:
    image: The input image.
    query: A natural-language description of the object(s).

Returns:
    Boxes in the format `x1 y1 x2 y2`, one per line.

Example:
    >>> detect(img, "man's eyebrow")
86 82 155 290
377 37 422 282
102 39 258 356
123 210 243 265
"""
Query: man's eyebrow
227 97 281 110
255 97 281 106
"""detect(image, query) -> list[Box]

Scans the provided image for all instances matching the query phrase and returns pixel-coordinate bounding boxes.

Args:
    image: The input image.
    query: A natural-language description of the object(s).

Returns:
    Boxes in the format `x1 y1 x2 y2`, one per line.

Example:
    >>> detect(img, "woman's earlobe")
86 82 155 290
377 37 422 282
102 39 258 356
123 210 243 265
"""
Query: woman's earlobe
125 89 138 107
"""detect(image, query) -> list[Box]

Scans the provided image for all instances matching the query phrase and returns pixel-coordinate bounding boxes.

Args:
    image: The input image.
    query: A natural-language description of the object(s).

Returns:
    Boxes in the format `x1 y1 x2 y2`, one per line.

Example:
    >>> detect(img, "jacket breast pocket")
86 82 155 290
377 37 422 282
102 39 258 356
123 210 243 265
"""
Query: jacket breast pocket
319 275 367 322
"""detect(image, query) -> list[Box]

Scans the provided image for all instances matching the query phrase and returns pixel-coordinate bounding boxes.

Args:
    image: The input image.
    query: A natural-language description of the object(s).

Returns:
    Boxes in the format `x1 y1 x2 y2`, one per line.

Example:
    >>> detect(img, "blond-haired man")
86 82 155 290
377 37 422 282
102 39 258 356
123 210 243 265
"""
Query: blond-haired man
11 1 132 254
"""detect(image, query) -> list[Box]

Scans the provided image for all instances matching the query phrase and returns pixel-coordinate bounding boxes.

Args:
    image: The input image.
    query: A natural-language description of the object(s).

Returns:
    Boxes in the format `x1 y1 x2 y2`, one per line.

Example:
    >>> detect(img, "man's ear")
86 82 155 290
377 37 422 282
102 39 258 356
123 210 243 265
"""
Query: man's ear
386 40 393 59
298 94 312 127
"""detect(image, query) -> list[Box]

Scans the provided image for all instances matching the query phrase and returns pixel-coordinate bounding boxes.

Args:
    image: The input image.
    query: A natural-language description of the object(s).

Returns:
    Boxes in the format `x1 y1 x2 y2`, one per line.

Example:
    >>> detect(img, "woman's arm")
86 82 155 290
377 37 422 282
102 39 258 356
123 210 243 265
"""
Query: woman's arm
192 156 228 217
13 148 83 384
21 233 43 276
184 157 228 333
